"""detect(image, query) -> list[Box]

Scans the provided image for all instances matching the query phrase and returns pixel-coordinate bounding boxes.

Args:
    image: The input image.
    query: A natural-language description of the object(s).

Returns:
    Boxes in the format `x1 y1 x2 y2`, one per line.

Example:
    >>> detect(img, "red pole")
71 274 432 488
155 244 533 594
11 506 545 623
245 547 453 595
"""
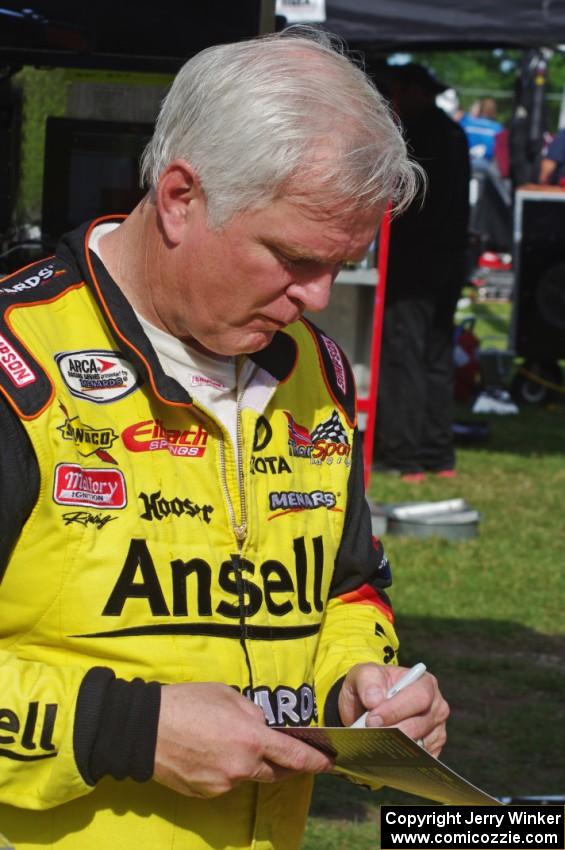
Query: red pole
362 203 392 490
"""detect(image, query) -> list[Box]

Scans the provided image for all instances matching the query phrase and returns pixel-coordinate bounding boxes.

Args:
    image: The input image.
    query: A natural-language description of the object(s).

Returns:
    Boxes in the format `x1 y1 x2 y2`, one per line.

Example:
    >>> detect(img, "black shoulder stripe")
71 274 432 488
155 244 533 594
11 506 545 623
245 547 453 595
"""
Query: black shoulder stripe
0 256 71 301
301 319 356 427
0 257 83 419
249 330 297 382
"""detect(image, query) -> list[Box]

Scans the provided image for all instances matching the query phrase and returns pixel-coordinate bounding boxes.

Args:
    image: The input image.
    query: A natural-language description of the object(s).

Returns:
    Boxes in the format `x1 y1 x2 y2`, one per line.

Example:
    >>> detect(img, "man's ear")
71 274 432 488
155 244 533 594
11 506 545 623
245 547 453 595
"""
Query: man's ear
155 159 203 245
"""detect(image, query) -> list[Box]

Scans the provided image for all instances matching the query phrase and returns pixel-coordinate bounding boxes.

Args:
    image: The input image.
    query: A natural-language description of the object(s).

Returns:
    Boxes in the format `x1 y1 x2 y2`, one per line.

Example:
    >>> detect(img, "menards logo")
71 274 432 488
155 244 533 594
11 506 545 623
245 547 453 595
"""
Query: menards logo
56 402 118 463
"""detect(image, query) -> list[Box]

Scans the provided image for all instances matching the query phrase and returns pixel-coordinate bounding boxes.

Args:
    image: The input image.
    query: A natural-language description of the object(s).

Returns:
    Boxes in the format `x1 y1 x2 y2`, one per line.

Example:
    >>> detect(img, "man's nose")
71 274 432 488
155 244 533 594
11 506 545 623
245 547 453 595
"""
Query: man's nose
287 268 337 313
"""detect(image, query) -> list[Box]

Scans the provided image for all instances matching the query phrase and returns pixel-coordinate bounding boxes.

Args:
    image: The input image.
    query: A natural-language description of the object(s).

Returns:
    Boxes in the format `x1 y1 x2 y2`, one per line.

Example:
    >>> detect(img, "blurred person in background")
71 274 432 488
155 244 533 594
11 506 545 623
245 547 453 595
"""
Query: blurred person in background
375 63 470 481
460 97 504 166
539 126 565 184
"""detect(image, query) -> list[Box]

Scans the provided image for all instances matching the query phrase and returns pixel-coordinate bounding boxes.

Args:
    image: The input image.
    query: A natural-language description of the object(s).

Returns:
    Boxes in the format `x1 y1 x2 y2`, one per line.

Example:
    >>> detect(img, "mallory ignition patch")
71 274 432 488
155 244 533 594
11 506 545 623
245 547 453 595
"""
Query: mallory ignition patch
53 463 127 509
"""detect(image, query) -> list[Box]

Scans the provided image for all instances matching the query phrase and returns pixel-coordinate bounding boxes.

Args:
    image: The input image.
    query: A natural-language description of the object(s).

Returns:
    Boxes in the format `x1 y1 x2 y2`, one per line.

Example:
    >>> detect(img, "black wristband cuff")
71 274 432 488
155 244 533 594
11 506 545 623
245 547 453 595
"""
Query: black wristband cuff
323 676 346 727
74 667 161 785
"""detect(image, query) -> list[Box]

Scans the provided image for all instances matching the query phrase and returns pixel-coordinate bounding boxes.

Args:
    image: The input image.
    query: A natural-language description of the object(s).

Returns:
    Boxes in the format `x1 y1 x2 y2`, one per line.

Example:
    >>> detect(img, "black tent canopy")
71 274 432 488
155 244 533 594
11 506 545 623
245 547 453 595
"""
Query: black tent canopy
323 0 565 50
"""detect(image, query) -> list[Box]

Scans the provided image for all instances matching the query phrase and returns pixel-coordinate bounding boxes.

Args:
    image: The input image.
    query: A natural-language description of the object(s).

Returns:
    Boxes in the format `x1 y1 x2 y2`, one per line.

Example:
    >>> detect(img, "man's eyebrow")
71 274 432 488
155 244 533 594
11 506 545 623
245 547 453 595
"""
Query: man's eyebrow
262 239 336 265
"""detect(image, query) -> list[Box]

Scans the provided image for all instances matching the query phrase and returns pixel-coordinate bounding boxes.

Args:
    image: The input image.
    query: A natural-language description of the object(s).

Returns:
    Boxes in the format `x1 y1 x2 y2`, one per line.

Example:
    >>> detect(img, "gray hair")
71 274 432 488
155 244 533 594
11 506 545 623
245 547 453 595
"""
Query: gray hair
140 29 423 227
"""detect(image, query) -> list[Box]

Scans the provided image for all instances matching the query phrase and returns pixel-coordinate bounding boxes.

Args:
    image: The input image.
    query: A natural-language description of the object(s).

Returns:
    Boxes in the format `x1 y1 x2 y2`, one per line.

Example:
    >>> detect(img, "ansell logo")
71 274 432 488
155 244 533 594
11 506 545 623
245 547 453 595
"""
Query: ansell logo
0 333 36 387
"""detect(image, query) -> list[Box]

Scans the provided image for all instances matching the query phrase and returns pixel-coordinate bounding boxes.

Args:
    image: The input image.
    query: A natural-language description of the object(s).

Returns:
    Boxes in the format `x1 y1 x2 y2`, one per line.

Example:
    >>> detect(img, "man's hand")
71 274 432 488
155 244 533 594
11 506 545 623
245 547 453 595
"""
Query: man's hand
338 663 449 757
154 682 334 798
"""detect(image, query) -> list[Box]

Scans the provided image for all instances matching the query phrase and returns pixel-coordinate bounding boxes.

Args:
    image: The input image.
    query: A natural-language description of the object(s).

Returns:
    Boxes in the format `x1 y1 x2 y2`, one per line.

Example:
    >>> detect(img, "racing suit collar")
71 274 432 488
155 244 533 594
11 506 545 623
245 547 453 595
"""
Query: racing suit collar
58 217 298 407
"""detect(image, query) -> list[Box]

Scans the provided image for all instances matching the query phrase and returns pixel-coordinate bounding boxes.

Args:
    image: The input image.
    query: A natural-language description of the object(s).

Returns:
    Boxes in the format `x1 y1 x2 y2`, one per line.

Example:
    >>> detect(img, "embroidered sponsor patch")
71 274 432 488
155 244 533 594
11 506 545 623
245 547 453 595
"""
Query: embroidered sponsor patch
269 490 337 514
55 350 139 403
240 683 318 727
122 419 208 458
251 455 291 475
285 410 350 465
0 262 59 296
139 490 214 522
56 402 118 462
53 463 126 508
190 374 227 390
62 511 118 529
321 334 347 393
0 333 36 387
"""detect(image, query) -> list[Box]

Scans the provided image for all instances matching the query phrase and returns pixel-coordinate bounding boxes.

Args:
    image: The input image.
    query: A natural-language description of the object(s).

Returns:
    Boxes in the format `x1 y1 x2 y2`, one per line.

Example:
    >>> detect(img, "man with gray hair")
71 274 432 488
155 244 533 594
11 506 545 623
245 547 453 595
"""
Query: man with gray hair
0 30 447 850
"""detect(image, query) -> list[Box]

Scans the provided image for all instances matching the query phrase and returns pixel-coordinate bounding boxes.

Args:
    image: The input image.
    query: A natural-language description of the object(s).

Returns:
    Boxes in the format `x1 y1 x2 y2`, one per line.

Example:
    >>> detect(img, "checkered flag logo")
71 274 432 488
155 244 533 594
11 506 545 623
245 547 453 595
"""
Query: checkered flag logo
310 410 349 445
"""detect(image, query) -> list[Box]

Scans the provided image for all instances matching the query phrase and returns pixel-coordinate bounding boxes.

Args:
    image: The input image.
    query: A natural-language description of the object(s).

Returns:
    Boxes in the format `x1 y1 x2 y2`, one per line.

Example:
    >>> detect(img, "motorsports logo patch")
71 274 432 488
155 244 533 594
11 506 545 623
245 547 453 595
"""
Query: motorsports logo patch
55 349 139 404
268 490 338 519
56 402 118 463
0 262 60 296
285 410 350 465
122 419 208 458
53 463 127 509
0 333 36 387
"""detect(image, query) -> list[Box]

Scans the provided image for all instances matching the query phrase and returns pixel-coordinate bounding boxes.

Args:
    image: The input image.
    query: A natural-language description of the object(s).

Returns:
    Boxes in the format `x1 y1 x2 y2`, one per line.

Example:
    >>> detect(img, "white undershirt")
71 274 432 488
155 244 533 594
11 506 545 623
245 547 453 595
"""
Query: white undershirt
88 222 256 459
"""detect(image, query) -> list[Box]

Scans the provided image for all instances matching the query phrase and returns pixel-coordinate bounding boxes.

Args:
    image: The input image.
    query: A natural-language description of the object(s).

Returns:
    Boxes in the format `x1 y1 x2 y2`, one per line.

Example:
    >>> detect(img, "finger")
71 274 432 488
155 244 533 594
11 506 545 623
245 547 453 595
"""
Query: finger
366 674 440 727
383 696 449 752
418 726 447 758
252 759 319 785
339 663 390 724
262 729 334 774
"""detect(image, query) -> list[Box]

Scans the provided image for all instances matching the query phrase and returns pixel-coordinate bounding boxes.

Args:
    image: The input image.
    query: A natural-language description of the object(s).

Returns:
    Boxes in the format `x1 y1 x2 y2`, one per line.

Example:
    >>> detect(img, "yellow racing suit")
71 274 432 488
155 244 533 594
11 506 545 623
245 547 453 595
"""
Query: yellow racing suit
0 217 398 849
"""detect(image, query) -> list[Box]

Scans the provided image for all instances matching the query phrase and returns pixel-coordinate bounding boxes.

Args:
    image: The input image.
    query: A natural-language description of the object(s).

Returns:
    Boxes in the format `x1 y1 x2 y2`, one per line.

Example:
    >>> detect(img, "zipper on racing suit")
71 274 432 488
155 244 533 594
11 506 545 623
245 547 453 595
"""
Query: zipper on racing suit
217 389 255 690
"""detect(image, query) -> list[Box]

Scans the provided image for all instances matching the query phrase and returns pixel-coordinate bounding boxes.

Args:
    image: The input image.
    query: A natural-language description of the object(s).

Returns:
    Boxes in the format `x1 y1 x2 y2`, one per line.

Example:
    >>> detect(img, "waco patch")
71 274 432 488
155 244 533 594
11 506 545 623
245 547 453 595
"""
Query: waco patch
56 402 118 462
55 349 139 403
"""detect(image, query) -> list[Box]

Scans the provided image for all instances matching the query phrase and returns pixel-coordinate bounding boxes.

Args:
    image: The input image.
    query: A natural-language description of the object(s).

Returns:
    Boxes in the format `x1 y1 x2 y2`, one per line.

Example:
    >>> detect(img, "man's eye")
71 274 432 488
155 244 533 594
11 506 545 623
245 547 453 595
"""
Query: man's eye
276 251 302 268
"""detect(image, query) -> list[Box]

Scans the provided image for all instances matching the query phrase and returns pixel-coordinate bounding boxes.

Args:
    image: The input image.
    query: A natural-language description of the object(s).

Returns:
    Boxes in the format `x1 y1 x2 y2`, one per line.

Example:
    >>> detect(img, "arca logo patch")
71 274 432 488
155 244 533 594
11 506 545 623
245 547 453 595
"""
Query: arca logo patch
285 410 350 465
55 350 139 404
122 419 208 458
53 463 127 509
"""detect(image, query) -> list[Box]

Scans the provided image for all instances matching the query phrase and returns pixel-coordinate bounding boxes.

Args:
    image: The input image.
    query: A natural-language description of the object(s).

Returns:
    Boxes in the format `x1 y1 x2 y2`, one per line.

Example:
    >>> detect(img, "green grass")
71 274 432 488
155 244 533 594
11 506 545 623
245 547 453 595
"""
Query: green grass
302 302 565 848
